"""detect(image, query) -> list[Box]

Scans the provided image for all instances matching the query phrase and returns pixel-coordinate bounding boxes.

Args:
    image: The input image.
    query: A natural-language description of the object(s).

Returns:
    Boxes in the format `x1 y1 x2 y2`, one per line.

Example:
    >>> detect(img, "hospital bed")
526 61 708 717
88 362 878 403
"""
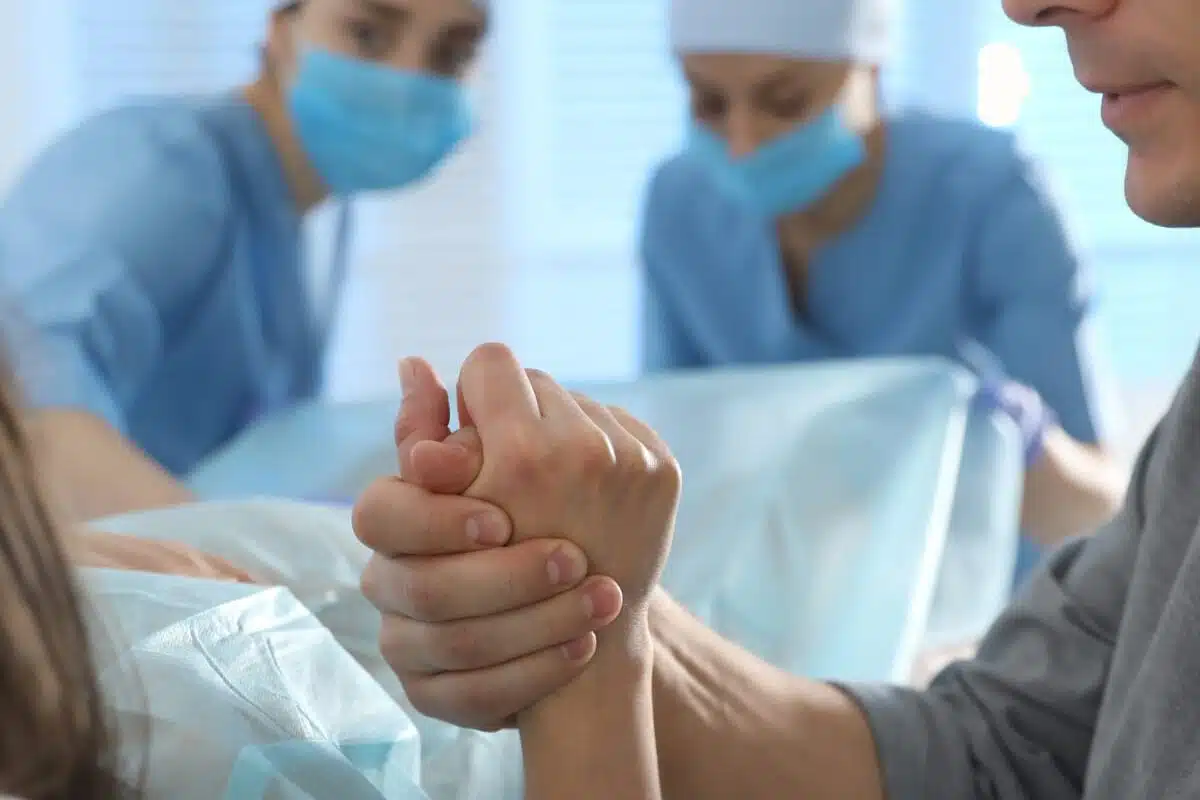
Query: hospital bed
187 357 1023 678
86 358 1020 797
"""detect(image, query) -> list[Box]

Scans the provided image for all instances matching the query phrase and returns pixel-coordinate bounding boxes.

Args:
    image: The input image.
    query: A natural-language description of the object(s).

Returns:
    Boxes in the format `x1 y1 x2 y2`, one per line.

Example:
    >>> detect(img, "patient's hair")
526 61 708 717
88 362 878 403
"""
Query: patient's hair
0 354 124 798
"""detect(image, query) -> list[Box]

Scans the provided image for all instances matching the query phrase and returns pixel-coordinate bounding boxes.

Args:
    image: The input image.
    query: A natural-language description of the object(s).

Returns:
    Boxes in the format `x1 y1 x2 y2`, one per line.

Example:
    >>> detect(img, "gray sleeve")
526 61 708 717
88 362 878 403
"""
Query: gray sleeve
841 424 1158 799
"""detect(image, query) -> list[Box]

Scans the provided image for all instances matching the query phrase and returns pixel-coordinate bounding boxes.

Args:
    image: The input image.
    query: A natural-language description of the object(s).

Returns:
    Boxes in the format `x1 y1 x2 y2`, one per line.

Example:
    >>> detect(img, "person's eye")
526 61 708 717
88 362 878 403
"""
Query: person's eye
690 91 726 124
764 93 810 120
345 19 391 59
431 40 478 77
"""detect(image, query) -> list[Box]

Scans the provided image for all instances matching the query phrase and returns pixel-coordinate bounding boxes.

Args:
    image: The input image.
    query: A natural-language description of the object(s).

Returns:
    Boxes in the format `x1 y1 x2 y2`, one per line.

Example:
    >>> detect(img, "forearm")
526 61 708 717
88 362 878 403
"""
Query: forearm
650 591 883 800
520 630 660 800
1021 429 1125 545
28 408 194 521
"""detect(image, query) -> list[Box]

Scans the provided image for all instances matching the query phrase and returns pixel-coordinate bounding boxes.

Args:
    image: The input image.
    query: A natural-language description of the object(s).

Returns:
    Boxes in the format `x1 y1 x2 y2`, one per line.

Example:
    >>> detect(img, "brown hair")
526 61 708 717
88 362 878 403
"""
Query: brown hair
0 354 125 798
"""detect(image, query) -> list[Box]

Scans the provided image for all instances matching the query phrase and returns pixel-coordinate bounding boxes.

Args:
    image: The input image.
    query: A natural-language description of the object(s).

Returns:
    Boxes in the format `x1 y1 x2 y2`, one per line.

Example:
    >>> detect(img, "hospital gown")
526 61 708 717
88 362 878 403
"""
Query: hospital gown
0 94 330 476
641 111 1120 580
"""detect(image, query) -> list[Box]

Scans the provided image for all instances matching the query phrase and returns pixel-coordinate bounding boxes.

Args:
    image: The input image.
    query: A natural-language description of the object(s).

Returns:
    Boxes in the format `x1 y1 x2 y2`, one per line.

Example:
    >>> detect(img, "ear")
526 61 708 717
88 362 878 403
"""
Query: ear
839 63 881 132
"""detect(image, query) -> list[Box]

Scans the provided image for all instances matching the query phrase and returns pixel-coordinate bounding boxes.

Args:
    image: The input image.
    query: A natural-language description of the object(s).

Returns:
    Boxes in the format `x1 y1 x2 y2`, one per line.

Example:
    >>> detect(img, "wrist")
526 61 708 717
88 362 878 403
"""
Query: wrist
519 630 653 728
974 382 1056 467
594 603 654 670
518 622 661 800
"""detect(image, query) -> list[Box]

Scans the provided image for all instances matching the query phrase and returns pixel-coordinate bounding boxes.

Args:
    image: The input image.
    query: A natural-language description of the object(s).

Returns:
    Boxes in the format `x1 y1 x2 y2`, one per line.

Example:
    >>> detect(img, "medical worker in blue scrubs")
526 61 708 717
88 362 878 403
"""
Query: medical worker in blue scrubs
640 0 1126 580
2 0 486 524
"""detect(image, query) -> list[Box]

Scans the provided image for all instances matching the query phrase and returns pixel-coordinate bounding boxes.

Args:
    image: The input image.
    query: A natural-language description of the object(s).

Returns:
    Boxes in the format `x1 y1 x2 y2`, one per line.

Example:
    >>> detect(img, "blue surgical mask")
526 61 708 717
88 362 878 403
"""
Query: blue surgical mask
289 48 473 194
687 107 866 218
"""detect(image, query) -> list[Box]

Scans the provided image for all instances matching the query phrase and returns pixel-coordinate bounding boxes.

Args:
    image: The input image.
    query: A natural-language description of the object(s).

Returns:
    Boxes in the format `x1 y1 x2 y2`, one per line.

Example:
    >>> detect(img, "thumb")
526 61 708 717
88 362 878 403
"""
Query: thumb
407 426 484 495
395 357 451 475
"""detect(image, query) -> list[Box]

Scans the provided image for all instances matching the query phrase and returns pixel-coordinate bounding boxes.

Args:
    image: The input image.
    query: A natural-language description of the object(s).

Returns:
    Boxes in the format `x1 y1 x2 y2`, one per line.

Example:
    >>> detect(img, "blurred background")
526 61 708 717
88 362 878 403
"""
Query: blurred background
2 0 1195 460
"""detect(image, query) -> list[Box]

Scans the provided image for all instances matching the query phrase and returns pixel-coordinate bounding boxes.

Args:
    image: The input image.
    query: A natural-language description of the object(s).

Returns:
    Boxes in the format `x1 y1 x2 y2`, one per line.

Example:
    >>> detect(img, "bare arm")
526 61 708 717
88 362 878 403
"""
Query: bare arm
521 630 661 800
1022 434 1124 546
356 356 1145 799
650 419 1151 800
29 408 193 521
651 591 883 800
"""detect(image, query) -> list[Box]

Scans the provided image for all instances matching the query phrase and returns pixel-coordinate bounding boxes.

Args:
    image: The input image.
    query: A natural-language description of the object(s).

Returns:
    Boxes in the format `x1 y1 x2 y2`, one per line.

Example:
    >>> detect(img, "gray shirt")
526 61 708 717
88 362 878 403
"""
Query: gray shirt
847 352 1200 798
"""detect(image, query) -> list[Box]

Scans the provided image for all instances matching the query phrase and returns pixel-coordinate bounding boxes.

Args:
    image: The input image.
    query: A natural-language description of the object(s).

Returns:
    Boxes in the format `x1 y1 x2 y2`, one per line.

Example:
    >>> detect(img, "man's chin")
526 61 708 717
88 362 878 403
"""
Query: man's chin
1125 164 1200 228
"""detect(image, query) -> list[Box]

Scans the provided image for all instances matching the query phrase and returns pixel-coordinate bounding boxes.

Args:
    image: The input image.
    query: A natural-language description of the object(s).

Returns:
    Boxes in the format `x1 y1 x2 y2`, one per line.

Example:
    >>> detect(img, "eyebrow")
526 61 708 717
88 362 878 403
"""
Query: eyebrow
683 70 720 94
754 67 805 94
356 0 411 23
443 18 486 43
358 0 487 37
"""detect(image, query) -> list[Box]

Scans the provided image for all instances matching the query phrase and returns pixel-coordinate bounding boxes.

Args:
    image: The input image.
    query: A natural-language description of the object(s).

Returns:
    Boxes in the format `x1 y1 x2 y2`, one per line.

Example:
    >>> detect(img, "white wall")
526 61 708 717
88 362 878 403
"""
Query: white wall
0 0 79 193
0 0 1188 457
324 49 514 397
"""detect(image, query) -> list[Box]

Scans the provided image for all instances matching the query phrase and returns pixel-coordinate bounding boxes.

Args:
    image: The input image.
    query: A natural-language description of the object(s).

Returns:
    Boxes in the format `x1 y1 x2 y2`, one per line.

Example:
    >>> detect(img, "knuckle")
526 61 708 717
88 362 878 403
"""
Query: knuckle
393 407 415 446
350 494 373 549
351 478 391 550
654 451 684 495
525 367 553 385
452 680 509 726
496 428 552 481
569 389 595 407
403 680 448 722
396 565 445 621
377 615 414 668
429 624 485 671
359 556 386 608
573 432 616 474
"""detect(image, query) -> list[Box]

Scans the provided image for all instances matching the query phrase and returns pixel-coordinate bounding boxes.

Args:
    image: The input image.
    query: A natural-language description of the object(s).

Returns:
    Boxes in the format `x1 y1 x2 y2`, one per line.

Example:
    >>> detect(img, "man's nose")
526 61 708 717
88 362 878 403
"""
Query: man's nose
1002 0 1118 27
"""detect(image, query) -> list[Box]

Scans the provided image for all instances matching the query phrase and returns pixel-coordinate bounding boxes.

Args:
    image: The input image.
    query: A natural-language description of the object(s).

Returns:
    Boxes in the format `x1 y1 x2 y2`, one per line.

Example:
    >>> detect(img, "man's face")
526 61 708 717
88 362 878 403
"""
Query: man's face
272 0 486 79
1004 0 1200 226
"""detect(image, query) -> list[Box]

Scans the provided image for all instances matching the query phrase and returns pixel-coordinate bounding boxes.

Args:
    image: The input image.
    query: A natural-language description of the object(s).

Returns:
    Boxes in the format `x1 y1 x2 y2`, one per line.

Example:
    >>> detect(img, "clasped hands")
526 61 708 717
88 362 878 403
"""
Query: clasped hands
355 344 681 729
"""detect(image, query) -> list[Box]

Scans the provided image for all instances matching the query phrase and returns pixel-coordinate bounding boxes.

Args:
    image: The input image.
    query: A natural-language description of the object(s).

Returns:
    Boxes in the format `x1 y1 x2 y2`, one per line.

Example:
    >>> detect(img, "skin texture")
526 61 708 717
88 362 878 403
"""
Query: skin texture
359 345 680 799
1002 0 1200 228
355 0 1200 795
355 357 626 730
29 409 196 522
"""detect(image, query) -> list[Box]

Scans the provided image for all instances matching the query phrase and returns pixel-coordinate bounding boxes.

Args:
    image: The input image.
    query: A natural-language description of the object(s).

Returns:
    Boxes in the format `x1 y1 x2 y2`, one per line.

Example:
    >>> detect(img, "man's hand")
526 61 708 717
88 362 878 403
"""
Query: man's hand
369 345 680 800
453 346 680 627
357 356 626 730
70 529 256 583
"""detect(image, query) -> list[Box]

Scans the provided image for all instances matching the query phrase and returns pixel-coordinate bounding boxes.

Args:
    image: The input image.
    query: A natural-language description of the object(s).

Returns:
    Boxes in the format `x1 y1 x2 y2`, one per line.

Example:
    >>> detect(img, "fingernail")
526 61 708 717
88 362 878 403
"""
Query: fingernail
547 547 585 586
399 358 415 398
466 513 509 546
583 582 621 621
561 637 593 663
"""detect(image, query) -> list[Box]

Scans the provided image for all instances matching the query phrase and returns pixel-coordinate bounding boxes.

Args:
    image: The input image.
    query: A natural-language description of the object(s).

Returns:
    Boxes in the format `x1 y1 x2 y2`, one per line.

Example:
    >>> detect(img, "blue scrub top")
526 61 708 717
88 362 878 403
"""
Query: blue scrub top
0 94 329 476
640 111 1119 448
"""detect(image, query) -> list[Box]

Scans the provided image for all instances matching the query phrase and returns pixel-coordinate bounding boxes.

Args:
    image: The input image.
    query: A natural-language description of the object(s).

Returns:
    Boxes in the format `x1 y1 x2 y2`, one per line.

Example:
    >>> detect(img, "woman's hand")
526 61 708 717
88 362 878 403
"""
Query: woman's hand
453 346 681 645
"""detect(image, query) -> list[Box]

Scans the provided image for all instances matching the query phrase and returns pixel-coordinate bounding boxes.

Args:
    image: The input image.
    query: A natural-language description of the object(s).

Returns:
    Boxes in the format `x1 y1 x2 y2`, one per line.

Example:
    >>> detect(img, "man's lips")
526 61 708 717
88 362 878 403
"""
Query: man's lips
1095 82 1175 131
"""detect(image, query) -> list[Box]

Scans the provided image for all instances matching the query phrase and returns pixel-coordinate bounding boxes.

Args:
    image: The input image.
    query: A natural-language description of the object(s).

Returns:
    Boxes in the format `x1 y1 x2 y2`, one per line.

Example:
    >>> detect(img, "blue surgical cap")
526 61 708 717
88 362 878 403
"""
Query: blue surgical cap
669 0 893 63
